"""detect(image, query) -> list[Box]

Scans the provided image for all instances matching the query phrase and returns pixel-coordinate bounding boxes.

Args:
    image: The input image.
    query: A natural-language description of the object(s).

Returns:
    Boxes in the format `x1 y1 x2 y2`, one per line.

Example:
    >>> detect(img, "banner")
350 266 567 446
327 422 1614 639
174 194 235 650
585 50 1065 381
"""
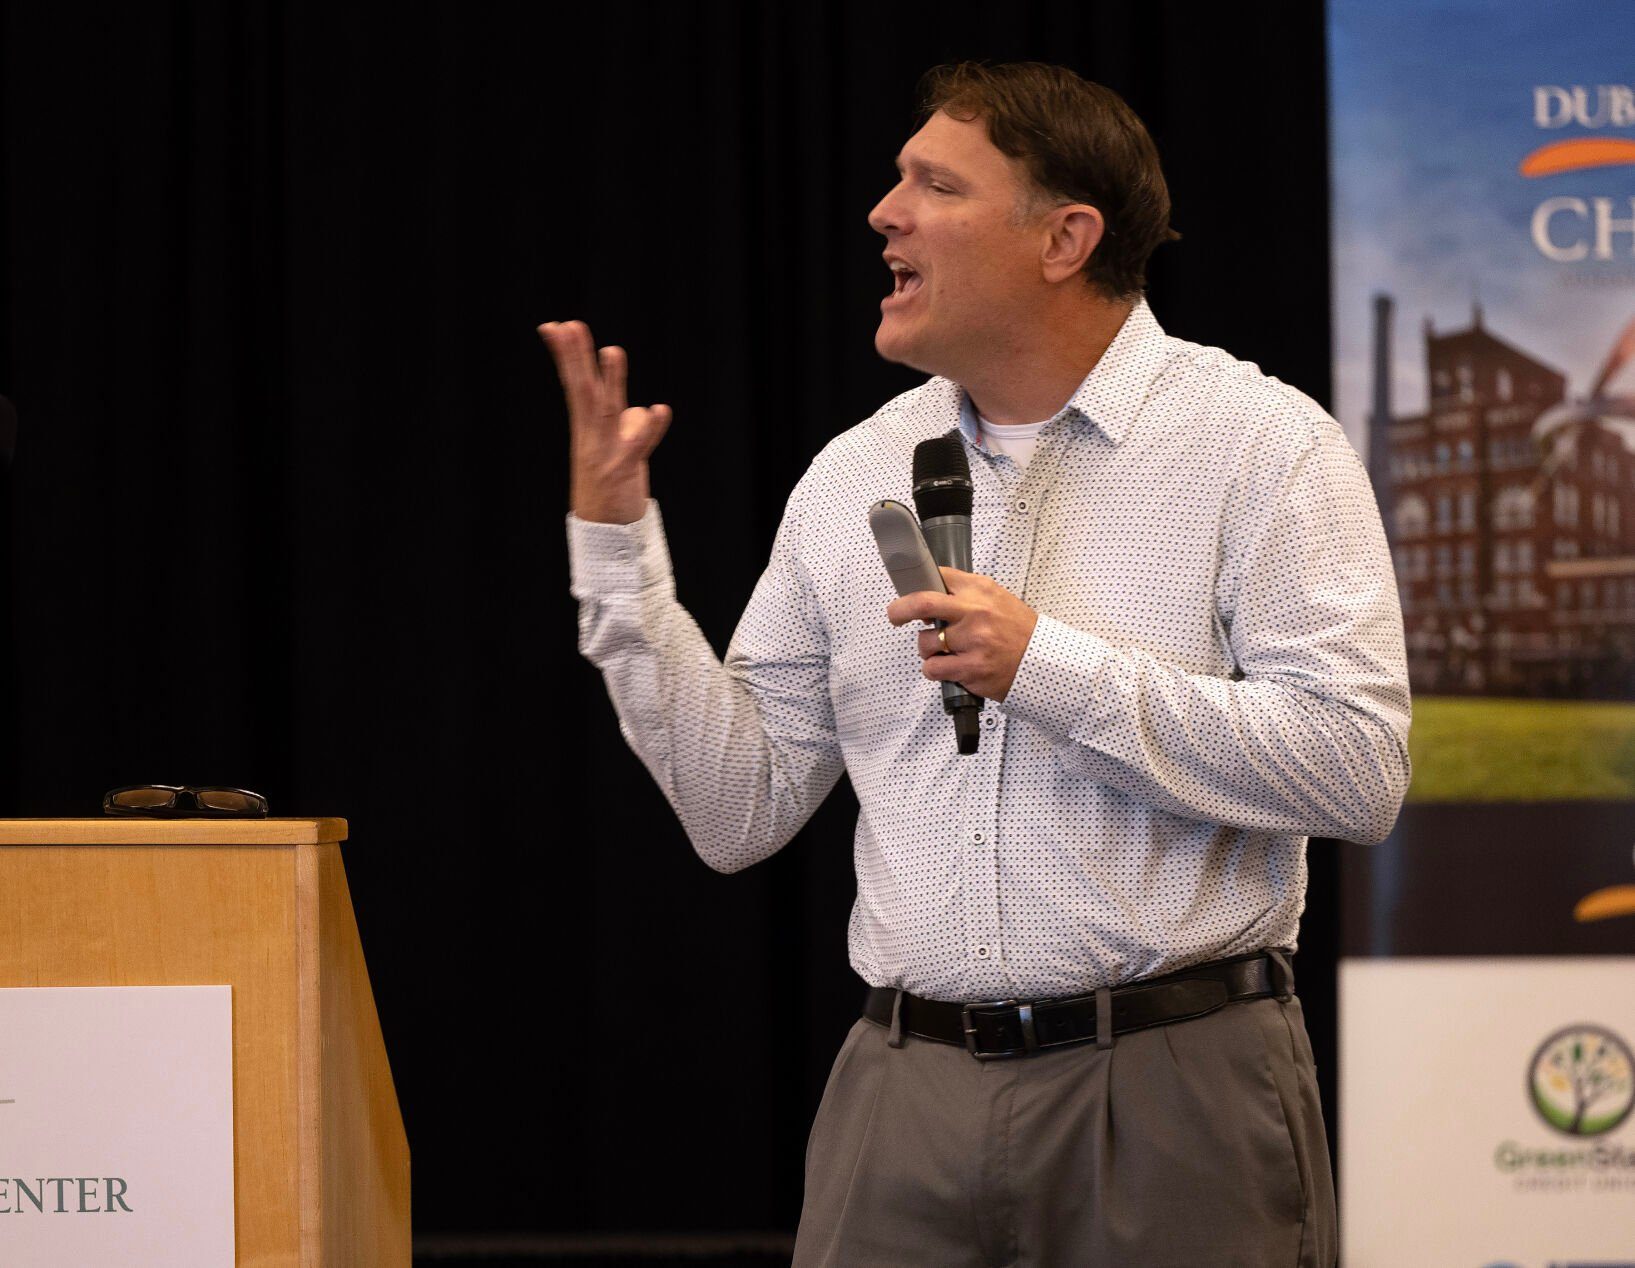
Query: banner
1329 3 1635 1263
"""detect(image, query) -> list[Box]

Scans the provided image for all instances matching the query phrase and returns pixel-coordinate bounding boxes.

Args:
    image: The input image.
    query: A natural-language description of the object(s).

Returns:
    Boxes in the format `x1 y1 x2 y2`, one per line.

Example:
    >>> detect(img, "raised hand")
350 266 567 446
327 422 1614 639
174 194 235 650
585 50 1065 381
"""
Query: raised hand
539 320 673 525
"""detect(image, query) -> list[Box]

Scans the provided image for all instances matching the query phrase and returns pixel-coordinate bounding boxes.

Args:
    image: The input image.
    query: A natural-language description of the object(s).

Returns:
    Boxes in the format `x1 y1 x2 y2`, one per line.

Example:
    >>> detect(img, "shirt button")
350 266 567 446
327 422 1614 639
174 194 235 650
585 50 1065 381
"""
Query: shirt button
975 946 990 958
970 830 985 844
1014 499 1029 513
981 713 996 728
614 549 631 563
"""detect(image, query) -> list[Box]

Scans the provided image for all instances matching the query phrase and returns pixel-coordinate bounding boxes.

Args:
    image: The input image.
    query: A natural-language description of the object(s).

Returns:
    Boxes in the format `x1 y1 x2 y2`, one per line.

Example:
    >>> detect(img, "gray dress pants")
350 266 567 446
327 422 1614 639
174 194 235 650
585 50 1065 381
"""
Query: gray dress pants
793 993 1336 1267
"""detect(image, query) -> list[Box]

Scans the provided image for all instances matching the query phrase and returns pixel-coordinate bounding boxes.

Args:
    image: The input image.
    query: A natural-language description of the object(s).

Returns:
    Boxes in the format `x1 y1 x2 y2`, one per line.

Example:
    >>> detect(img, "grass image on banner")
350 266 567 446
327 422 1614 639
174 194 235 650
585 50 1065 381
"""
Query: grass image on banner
1406 695 1635 802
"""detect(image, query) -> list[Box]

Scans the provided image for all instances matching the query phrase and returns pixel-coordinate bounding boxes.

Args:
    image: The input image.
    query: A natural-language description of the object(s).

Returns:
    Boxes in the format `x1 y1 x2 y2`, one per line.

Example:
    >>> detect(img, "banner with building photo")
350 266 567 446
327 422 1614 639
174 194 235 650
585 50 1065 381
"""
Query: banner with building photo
1330 3 1635 1264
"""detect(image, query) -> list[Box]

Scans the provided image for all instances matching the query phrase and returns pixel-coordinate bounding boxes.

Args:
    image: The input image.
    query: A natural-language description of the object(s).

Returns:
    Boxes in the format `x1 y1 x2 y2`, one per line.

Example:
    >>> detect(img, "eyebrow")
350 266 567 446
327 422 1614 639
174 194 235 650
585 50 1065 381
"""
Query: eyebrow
894 155 963 184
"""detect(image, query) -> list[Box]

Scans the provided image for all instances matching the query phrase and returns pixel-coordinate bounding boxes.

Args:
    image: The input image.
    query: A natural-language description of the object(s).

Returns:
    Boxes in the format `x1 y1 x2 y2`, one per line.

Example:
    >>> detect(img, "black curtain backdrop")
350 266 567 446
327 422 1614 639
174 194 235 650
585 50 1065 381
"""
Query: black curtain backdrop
0 0 1337 1240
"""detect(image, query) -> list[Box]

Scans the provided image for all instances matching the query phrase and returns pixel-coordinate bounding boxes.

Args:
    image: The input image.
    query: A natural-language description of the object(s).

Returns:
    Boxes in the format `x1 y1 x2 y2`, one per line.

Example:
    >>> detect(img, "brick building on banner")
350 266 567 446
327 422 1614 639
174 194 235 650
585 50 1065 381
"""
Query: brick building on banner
1369 297 1635 698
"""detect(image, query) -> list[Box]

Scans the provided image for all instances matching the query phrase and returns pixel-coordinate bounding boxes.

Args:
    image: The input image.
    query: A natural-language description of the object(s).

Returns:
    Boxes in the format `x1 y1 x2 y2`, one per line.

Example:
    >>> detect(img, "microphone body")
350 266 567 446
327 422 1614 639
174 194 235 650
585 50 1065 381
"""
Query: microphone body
913 433 984 754
919 516 972 575
919 514 981 724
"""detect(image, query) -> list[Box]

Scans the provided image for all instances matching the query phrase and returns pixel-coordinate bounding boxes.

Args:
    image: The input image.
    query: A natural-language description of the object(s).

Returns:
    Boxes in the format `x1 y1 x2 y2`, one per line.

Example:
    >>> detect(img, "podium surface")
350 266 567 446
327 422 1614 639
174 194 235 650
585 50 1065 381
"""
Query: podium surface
0 818 409 1265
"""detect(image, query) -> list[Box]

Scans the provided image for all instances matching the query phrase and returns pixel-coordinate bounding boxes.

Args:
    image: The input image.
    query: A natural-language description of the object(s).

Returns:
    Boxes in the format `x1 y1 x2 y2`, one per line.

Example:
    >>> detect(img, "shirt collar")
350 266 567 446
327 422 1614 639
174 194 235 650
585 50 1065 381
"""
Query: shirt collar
949 296 1170 449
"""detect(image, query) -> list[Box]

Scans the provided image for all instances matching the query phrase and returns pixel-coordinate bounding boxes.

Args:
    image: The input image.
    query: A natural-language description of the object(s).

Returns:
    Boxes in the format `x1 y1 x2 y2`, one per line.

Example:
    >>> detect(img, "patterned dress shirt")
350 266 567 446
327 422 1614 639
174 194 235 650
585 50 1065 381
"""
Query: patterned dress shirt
568 297 1410 1003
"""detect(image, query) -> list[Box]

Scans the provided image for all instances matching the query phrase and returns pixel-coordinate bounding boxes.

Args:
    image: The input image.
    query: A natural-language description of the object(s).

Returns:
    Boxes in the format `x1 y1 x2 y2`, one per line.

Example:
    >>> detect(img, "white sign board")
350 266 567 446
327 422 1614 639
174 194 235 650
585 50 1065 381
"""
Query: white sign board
0 986 234 1266
1342 957 1635 1268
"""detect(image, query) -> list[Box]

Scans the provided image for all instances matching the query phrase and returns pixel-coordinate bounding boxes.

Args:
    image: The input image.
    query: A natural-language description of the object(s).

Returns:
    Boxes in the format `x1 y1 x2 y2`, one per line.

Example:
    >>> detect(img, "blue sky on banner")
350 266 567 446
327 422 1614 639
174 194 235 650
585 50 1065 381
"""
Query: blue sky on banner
1329 0 1635 457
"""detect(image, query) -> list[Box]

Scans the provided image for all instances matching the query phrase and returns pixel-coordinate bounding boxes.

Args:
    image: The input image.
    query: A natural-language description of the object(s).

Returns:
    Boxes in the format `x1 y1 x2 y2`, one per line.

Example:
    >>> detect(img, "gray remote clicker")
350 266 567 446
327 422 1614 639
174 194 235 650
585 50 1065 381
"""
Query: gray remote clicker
868 499 947 598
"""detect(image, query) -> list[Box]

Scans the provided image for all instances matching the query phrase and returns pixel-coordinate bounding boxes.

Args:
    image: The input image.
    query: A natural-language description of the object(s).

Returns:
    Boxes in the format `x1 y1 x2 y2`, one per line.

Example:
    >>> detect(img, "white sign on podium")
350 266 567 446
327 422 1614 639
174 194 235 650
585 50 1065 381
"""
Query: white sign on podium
0 986 234 1266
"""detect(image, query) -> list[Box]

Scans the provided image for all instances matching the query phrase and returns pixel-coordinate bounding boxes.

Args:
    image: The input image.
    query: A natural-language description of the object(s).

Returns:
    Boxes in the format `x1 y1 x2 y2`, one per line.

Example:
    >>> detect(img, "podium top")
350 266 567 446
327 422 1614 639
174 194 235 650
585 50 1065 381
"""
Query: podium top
0 818 349 845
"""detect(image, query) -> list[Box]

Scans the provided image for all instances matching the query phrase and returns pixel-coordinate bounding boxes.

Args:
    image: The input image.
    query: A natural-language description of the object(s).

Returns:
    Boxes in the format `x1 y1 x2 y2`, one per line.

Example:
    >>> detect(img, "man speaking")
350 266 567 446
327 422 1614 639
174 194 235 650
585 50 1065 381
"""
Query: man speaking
547 61 1408 1268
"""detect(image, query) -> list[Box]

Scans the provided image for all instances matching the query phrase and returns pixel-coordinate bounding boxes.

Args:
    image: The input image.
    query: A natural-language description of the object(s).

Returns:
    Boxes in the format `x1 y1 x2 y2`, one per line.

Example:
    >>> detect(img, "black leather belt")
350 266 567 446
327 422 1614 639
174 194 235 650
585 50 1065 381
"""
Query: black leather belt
863 951 1292 1061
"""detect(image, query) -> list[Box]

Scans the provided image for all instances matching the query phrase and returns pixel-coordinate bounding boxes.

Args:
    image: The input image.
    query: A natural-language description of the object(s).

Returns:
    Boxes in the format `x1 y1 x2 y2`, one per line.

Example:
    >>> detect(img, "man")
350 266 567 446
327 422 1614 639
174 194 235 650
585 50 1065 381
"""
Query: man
547 61 1407 1268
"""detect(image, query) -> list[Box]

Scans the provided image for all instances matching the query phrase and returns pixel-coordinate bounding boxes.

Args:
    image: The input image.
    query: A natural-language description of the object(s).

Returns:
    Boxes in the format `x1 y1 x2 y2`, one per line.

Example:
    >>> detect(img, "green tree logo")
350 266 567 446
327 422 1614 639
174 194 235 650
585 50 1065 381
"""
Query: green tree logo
1528 1025 1635 1137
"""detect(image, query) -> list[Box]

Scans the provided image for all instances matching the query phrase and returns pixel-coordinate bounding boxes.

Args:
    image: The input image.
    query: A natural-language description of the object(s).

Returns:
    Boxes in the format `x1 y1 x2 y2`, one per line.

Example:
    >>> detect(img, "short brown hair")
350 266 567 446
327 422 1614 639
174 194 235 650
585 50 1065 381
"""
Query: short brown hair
918 61 1179 300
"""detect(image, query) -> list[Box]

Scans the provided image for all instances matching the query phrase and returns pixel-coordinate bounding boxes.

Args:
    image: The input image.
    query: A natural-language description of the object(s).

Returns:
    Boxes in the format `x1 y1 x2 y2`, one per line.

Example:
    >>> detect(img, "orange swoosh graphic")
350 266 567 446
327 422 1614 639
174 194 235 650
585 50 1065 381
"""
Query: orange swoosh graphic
1520 137 1635 177
1574 885 1635 922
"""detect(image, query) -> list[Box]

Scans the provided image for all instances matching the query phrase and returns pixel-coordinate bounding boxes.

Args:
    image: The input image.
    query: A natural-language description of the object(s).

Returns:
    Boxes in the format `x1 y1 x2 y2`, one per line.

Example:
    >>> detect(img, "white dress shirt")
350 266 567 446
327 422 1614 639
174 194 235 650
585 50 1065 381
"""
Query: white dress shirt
568 298 1410 1003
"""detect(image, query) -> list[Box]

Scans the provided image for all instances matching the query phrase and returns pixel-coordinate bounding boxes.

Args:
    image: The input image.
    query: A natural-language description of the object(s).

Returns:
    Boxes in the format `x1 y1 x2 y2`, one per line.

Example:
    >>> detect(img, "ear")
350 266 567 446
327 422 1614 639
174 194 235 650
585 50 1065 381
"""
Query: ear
1040 204 1105 284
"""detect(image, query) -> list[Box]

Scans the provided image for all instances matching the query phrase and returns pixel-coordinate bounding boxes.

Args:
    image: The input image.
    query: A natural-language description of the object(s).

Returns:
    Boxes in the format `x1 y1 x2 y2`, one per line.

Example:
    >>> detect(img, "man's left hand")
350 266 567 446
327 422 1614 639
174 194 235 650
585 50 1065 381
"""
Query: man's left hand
887 568 1039 701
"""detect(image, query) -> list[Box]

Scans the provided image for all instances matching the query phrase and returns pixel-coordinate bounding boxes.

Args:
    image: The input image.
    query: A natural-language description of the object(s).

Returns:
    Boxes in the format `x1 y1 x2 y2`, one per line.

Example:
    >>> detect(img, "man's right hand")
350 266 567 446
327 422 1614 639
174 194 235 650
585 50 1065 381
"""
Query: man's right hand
539 320 673 525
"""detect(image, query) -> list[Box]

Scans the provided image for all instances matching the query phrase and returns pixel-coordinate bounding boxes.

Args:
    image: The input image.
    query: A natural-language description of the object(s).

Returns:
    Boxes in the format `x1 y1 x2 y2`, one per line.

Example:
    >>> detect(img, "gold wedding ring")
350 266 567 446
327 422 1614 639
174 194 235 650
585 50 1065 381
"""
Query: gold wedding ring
937 627 950 654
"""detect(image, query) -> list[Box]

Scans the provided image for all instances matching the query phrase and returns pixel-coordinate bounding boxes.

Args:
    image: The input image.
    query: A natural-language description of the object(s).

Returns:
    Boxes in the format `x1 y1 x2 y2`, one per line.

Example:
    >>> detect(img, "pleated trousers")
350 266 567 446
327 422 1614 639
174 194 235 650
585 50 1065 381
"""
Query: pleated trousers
792 993 1336 1268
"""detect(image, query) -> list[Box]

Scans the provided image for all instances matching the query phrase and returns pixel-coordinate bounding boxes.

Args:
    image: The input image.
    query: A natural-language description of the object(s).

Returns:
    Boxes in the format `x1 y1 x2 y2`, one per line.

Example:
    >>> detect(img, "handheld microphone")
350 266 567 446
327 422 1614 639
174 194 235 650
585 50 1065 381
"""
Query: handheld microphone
912 432 983 754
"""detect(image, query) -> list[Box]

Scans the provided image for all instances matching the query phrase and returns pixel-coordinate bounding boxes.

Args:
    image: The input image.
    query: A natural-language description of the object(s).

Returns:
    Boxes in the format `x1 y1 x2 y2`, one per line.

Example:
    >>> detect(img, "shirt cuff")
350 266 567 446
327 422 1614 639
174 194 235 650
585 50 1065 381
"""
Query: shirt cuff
997 613 1117 741
566 499 675 598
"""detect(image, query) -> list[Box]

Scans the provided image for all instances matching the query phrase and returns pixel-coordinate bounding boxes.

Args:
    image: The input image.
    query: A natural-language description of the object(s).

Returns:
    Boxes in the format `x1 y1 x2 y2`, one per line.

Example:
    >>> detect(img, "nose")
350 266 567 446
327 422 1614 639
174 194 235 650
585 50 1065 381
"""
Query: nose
868 180 909 237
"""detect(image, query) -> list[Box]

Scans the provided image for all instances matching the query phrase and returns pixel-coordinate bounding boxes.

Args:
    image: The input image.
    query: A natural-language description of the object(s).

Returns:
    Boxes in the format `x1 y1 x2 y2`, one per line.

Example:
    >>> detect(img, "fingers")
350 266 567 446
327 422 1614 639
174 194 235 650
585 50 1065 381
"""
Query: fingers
646 403 673 452
539 321 601 421
917 626 952 660
600 344 629 414
887 591 963 627
920 652 980 683
621 403 673 458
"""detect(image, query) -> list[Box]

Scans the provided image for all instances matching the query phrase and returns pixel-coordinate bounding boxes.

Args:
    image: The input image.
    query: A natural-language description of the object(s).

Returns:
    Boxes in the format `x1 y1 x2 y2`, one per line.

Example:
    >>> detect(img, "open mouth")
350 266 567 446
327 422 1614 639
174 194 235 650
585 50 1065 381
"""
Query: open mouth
886 263 924 305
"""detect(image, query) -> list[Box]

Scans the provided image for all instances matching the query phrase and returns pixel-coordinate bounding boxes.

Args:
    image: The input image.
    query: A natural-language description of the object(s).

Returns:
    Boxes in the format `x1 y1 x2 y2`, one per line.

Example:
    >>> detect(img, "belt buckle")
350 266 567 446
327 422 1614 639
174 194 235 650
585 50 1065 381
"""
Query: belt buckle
960 998 1039 1061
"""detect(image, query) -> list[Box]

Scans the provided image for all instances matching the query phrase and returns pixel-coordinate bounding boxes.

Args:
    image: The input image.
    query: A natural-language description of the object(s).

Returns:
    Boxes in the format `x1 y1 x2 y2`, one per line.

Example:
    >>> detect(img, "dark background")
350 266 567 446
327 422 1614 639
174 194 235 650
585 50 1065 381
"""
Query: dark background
0 0 1338 1252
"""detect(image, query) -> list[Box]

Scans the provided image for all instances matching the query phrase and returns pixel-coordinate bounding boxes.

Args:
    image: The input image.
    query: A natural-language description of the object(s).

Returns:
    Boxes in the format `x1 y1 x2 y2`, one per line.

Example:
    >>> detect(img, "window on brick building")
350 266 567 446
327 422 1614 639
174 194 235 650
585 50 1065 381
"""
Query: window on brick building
1395 494 1428 538
1554 484 1579 527
1494 485 1534 529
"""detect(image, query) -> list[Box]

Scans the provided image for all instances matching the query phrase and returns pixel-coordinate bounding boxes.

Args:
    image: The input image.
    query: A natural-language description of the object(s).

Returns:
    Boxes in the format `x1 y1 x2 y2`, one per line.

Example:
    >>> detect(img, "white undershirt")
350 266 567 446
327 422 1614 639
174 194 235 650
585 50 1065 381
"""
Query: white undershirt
976 414 1051 469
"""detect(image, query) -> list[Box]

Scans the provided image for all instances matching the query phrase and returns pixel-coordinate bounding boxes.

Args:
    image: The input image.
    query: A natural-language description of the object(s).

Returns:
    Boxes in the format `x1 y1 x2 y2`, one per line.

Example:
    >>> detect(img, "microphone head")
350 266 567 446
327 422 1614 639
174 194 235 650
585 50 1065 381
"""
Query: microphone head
912 432 973 521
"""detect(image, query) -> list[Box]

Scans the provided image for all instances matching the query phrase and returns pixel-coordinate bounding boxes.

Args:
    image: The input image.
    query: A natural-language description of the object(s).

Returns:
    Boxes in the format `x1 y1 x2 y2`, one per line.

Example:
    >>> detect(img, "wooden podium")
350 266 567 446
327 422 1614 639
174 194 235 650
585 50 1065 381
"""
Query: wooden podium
0 818 410 1265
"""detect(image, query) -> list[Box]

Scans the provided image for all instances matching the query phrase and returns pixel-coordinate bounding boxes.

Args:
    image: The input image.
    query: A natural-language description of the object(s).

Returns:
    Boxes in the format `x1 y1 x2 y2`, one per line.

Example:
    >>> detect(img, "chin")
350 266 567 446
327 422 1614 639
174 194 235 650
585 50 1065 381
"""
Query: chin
874 320 936 374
